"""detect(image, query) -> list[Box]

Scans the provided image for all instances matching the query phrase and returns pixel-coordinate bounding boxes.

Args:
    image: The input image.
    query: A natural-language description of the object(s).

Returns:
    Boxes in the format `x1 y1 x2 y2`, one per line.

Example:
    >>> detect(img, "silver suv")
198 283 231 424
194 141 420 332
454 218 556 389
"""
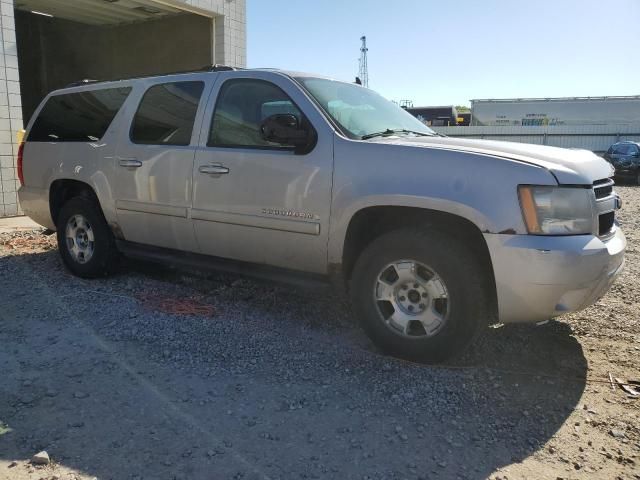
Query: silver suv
18 67 625 362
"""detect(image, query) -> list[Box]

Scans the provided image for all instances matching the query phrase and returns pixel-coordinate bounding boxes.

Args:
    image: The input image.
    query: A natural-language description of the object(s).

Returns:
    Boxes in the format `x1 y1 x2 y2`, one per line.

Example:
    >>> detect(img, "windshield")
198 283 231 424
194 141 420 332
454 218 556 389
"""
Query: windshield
295 77 436 139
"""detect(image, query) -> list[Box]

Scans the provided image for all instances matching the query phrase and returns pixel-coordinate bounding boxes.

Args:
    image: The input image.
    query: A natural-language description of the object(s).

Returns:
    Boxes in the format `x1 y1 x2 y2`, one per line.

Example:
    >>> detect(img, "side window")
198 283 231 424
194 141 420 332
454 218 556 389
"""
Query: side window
131 81 204 146
261 100 299 119
28 87 131 142
209 79 304 148
630 145 640 155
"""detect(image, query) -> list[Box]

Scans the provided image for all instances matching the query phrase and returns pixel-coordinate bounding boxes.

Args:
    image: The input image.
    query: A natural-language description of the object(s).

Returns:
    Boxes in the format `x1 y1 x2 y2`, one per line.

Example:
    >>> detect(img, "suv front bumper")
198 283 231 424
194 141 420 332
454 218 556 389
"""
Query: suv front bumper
484 228 625 323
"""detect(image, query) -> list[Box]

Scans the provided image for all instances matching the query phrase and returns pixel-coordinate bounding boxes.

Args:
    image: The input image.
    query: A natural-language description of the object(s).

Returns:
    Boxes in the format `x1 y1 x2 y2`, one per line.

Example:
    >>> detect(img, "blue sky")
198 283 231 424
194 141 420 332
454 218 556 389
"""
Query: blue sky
247 0 640 107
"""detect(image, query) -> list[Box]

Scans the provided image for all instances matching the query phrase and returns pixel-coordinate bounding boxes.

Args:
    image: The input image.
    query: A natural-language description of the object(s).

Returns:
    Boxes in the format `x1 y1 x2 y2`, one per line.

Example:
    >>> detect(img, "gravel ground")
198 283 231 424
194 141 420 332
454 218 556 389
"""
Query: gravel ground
0 187 639 480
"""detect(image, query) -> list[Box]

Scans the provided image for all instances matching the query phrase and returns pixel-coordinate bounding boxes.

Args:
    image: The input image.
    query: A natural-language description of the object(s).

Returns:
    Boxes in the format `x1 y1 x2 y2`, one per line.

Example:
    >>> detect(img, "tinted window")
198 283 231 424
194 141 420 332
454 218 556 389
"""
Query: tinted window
131 81 204 146
28 87 131 142
209 79 304 148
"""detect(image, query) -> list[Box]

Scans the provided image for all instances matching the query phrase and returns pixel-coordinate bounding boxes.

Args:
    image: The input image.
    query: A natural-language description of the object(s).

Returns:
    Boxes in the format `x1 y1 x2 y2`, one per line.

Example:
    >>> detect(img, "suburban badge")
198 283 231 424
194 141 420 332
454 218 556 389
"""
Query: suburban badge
262 208 315 220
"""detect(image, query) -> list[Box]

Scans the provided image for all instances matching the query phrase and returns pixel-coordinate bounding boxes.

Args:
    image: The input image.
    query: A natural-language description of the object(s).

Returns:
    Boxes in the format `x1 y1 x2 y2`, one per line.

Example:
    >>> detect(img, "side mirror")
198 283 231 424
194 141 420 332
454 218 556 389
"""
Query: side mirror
260 114 313 153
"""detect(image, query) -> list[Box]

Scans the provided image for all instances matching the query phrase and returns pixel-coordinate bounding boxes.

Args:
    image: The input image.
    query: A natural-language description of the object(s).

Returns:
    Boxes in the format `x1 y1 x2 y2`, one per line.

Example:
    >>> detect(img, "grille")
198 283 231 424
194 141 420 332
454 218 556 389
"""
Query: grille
599 211 615 236
593 178 616 237
593 178 614 199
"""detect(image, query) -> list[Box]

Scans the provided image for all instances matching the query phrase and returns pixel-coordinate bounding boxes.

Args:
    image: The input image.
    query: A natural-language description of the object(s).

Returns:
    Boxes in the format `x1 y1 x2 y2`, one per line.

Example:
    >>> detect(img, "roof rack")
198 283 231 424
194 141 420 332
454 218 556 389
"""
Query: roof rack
201 64 237 72
65 64 239 88
65 79 100 88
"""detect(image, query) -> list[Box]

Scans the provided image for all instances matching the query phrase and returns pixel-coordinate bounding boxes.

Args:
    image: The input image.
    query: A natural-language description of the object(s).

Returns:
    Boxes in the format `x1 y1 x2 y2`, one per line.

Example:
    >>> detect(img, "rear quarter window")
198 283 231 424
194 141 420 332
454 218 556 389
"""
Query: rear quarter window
130 81 204 146
27 87 132 142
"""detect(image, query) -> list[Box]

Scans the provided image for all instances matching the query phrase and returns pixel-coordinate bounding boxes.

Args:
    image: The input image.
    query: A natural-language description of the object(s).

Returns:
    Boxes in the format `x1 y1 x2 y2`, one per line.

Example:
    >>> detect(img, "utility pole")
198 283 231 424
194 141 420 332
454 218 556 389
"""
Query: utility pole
358 36 369 88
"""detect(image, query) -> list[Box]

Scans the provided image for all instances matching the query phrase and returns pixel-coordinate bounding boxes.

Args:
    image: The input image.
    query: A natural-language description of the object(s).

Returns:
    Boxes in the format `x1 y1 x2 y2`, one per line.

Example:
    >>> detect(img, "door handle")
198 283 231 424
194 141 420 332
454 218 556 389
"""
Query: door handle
118 157 142 168
199 164 229 175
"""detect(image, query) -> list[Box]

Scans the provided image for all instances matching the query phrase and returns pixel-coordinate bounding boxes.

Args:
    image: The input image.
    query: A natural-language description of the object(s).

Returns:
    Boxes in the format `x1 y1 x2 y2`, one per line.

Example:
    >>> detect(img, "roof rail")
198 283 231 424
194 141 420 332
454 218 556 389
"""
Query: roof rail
201 64 237 72
64 65 240 88
65 79 100 88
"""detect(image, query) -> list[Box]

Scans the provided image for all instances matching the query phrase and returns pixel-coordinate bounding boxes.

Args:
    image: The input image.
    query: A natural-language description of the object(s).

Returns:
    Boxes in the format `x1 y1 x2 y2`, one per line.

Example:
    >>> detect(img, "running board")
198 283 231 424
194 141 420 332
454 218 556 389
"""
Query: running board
115 240 331 290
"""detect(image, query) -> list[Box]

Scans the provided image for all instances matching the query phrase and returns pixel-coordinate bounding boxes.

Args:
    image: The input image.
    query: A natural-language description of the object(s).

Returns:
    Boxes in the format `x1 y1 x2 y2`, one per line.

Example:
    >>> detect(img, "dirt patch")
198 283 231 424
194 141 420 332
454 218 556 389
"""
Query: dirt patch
0 230 56 254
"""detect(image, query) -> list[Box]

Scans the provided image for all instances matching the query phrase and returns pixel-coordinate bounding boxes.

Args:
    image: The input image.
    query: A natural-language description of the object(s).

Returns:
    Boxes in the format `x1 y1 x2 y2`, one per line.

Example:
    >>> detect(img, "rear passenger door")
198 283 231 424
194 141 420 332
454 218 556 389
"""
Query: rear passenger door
112 76 210 251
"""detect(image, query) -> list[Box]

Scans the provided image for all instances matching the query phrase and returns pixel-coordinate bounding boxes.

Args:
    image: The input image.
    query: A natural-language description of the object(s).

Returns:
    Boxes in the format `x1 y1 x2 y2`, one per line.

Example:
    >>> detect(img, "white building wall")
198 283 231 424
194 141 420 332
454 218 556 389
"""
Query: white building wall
0 0 246 217
432 124 640 154
179 0 247 68
471 97 640 127
0 0 21 217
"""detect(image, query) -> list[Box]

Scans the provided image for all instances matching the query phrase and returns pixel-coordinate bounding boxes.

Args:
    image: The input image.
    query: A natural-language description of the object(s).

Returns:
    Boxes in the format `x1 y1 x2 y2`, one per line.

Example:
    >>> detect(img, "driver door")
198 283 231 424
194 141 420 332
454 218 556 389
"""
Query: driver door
191 72 333 274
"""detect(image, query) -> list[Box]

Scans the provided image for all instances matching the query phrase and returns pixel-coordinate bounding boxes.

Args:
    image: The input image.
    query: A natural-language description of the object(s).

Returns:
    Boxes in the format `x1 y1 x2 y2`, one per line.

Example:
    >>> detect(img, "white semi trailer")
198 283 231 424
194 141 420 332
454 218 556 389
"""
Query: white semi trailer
471 96 640 127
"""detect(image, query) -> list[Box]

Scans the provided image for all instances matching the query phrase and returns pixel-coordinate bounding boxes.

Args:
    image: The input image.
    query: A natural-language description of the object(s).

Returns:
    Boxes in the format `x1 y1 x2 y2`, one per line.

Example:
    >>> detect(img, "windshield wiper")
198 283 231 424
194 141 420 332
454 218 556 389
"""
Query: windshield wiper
361 129 435 140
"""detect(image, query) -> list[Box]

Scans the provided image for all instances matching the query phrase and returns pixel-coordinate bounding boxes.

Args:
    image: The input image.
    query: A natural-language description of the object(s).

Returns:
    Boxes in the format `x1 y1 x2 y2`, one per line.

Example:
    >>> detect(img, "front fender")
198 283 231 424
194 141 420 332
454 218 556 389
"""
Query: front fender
327 194 493 265
327 136 558 265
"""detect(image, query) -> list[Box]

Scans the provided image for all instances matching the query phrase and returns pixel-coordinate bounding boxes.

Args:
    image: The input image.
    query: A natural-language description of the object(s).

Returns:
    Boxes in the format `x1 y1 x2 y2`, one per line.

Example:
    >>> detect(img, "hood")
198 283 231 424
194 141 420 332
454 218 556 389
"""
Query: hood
372 135 614 184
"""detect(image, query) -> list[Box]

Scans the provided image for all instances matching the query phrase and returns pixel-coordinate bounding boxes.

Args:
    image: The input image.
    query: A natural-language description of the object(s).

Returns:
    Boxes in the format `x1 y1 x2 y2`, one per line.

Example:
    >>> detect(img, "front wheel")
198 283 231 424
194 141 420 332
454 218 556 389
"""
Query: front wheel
350 228 491 363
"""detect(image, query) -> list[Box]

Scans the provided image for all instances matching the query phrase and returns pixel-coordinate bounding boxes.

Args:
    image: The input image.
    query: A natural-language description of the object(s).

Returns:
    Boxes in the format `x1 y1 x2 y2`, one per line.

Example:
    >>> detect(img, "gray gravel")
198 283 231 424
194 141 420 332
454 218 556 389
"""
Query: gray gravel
1 188 639 479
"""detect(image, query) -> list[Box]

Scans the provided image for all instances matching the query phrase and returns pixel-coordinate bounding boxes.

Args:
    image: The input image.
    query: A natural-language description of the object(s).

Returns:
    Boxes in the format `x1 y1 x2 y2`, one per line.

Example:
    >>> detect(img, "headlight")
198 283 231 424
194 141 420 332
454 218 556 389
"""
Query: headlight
518 185 595 235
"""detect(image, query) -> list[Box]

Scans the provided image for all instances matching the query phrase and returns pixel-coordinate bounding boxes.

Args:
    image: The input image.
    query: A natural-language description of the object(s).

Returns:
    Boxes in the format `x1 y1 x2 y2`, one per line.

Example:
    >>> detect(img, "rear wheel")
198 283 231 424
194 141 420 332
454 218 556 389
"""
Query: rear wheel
350 228 490 363
56 197 119 278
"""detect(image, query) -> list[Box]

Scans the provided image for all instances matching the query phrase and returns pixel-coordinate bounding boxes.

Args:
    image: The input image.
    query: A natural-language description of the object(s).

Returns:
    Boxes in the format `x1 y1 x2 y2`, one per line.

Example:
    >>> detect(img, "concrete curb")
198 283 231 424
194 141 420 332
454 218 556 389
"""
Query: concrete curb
0 216 41 234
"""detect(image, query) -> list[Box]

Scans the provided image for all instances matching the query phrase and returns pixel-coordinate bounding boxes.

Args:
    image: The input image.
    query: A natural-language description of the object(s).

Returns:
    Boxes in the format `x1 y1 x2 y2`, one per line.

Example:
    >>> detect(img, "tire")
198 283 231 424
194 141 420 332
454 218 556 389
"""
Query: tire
56 196 119 278
350 228 490 363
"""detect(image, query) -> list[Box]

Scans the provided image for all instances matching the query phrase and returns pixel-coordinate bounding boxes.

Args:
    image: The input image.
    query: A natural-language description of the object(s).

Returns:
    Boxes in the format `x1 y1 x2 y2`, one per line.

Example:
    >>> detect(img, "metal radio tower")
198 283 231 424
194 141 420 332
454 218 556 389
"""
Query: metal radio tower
358 36 369 88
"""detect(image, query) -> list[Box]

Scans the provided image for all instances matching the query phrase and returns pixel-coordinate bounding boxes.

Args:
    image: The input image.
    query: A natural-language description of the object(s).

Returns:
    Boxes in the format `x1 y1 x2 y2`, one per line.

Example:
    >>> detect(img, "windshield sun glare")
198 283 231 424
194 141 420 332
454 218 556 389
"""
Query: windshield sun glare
295 77 435 140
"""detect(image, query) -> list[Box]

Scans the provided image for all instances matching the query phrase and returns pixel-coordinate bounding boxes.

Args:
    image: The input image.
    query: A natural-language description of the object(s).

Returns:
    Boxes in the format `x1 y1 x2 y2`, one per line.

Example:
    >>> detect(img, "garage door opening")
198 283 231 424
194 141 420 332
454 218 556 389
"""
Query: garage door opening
14 0 215 122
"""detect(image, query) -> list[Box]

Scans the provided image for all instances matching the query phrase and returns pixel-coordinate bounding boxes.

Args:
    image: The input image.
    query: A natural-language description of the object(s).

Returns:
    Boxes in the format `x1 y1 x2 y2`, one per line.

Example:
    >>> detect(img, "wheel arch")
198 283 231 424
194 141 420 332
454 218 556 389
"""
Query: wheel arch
338 205 497 314
49 179 102 227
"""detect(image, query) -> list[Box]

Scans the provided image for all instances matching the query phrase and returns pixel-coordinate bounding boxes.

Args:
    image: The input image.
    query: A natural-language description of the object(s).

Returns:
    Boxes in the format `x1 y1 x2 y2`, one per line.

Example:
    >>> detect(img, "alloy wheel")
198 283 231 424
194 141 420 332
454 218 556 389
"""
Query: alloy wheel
65 214 95 264
373 260 449 338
